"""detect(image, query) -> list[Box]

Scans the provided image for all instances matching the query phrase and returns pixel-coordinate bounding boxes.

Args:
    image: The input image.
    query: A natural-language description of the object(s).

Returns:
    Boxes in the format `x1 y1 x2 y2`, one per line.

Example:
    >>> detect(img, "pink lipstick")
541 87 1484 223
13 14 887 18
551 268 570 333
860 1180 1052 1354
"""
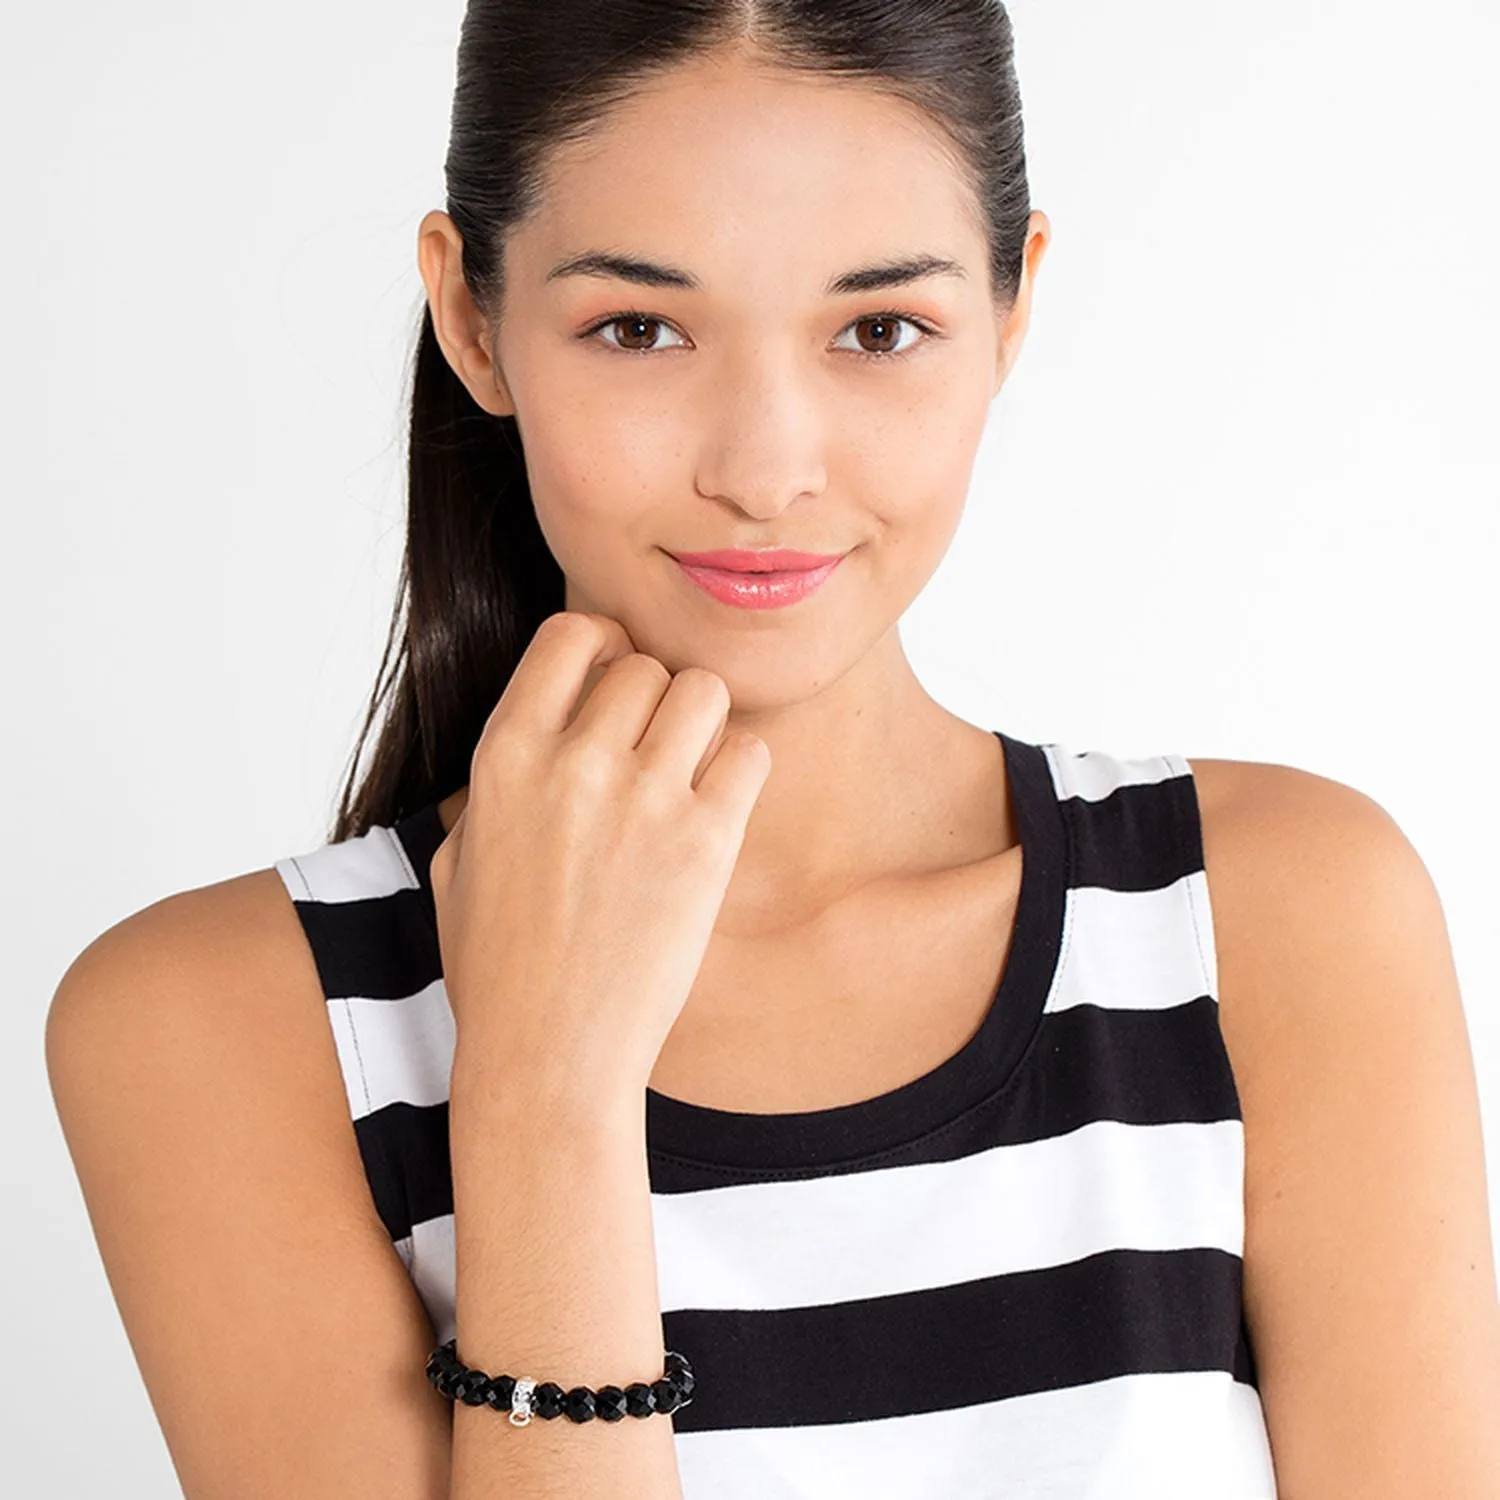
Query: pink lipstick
668 548 848 611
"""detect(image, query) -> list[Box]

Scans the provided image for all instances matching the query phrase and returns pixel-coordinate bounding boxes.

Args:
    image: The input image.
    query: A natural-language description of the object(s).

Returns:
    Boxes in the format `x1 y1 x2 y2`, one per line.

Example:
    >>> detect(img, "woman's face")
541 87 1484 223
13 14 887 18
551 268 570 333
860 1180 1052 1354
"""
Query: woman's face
436 46 1047 713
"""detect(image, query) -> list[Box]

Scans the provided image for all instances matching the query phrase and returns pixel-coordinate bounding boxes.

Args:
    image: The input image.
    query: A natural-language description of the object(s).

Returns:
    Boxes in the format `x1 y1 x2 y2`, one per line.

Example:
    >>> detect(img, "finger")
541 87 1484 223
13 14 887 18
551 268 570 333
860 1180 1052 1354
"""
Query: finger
494 612 637 739
692 730 772 824
567 653 674 748
636 668 731 787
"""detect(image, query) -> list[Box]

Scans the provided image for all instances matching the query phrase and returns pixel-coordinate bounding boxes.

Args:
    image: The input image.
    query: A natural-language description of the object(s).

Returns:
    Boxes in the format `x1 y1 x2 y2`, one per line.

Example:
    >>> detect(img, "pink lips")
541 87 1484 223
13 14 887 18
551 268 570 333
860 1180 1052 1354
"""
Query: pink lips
671 548 844 572
668 548 847 611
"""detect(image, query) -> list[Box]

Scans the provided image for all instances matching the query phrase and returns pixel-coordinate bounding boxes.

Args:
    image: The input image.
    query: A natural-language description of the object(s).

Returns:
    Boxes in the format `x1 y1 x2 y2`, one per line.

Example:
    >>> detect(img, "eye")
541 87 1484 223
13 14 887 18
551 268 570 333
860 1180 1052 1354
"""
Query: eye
578 308 939 360
583 312 689 355
832 312 936 361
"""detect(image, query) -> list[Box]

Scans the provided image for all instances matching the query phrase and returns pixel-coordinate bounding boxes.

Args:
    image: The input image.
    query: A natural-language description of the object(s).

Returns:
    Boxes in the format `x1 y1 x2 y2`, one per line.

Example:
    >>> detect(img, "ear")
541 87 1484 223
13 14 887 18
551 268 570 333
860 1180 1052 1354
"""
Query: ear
416 209 517 418
993 209 1052 395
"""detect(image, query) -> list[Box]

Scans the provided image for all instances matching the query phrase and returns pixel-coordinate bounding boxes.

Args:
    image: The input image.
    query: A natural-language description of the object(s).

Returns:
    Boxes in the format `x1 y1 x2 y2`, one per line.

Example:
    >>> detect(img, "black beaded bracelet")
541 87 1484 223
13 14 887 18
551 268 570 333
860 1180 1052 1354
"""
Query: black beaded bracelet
426 1339 695 1427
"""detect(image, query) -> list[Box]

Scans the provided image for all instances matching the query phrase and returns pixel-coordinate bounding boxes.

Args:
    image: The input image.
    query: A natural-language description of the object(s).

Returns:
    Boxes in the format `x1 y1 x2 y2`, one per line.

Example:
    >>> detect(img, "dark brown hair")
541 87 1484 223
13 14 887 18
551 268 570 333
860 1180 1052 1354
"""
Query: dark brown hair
331 0 1031 842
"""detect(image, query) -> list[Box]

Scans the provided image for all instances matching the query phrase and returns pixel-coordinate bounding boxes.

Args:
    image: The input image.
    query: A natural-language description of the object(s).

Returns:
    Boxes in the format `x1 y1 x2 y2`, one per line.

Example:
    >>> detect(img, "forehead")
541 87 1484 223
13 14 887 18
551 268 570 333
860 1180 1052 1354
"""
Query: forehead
513 50 984 285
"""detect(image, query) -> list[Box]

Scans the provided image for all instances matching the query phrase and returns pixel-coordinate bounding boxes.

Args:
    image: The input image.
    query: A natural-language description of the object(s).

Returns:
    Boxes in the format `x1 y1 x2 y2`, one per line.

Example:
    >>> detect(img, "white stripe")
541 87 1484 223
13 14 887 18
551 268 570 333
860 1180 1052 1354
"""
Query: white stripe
326 980 456 1118
1046 875 1216 1012
650 1119 1244 1313
674 1370 1277 1500
273 825 418 904
1042 744 1184 803
325 1000 372 1118
403 1119 1243 1347
409 1214 457 1345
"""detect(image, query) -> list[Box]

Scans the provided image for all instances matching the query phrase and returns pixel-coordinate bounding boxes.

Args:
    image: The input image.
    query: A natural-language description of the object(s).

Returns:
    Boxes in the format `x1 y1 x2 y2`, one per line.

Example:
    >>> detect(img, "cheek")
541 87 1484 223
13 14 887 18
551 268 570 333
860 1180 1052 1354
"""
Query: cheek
516 391 675 563
839 378 991 550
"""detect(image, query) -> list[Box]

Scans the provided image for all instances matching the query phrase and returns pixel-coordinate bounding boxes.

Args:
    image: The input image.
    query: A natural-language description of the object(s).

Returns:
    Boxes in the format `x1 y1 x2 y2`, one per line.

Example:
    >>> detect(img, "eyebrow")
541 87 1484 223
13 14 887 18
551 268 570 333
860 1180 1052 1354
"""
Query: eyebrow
544 251 967 297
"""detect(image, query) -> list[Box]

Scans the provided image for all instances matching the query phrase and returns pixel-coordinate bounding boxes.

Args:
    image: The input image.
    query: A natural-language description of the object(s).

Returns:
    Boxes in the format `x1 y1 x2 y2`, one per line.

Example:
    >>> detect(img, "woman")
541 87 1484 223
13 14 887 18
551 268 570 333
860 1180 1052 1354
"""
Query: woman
45 2 1500 1497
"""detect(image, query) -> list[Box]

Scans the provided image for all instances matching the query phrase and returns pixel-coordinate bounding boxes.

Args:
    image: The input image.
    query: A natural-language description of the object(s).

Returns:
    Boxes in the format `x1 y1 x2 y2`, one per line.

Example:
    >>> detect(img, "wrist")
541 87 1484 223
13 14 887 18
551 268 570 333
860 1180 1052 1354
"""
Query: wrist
449 1043 647 1133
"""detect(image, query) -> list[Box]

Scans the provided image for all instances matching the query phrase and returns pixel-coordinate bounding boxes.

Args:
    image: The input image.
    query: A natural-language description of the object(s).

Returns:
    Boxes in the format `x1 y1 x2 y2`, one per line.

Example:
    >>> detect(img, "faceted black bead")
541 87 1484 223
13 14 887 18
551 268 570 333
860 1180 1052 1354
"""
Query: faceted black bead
456 1372 493 1406
650 1377 682 1414
671 1365 696 1400
593 1385 628 1422
532 1382 568 1420
482 1374 517 1412
623 1381 657 1417
435 1366 463 1400
564 1386 597 1422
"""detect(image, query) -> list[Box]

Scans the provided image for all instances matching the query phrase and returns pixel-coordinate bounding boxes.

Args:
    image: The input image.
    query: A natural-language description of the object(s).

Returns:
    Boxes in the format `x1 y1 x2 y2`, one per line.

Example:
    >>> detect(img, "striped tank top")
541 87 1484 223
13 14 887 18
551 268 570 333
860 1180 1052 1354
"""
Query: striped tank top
273 732 1279 1498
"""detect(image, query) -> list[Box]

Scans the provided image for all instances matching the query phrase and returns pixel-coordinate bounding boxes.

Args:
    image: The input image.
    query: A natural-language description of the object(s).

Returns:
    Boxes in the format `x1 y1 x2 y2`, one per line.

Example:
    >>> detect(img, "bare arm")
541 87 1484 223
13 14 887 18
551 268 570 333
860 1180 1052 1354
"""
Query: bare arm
426 609 766 1499
445 1049 685 1499
44 871 455 1498
46 869 688 1499
1193 758 1500 1496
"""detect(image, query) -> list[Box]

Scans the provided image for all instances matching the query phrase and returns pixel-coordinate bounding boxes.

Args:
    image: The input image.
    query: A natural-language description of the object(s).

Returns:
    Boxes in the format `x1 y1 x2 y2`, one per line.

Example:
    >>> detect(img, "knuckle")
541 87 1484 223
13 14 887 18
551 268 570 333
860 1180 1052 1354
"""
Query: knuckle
540 609 588 640
527 610 591 658
696 812 738 866
612 651 670 682
544 609 628 654
632 757 681 813
559 733 615 791
673 666 729 704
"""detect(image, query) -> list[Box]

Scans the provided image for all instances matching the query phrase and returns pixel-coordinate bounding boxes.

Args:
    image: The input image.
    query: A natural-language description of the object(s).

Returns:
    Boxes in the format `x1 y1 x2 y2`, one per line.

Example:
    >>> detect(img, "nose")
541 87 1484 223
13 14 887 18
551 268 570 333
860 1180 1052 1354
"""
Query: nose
691 346 829 518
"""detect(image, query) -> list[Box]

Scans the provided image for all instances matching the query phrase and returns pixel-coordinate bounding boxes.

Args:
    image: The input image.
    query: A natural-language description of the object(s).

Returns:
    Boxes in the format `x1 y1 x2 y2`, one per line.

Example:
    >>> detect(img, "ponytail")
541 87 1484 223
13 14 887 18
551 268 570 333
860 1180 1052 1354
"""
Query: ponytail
330 304 562 842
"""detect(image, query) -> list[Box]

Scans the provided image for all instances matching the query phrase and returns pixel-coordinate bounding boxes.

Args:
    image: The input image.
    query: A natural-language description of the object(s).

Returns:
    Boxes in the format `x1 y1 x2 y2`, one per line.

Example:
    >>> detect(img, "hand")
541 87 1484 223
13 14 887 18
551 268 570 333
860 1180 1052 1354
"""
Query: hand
429 611 772 1103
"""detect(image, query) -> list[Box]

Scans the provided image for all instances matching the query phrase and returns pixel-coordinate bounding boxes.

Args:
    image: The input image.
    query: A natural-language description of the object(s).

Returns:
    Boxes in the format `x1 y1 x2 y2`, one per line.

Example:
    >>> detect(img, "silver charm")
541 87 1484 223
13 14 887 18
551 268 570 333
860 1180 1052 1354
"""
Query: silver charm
509 1375 536 1426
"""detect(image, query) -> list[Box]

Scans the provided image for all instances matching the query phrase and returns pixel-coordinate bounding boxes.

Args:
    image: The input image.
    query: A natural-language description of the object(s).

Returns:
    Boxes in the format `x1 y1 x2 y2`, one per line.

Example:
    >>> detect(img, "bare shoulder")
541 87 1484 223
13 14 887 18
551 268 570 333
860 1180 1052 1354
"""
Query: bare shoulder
1182 756 1473 1119
1182 756 1500 1496
51 868 321 1057
1183 754 1435 1036
45 868 452 1499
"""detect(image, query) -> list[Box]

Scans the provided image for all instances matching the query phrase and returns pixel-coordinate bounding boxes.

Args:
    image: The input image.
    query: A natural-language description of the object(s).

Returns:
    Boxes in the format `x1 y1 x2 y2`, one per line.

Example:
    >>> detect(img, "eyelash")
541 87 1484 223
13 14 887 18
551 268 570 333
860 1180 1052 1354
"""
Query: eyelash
578 309 940 363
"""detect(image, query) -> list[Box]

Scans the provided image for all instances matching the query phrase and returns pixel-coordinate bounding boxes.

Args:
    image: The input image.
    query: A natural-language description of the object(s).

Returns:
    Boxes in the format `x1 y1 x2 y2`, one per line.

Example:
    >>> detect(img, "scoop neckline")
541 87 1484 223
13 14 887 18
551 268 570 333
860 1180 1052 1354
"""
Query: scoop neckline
393 730 1069 1174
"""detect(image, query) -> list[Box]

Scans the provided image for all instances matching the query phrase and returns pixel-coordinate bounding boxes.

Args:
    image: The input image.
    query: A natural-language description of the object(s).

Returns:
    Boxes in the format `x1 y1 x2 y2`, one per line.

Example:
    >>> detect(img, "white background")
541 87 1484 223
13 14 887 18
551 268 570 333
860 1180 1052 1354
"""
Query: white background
5 0 1497 1488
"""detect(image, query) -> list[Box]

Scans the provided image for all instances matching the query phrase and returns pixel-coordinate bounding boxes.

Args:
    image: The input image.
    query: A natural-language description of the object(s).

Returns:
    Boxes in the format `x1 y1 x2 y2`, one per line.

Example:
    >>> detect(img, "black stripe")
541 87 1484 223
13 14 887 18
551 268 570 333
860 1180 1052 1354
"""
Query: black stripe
394 800 446 941
649 995 1242 1191
289 889 443 1001
1064 774 1203 892
352 1100 451 1245
661 1246 1253 1432
353 995 1240 1237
